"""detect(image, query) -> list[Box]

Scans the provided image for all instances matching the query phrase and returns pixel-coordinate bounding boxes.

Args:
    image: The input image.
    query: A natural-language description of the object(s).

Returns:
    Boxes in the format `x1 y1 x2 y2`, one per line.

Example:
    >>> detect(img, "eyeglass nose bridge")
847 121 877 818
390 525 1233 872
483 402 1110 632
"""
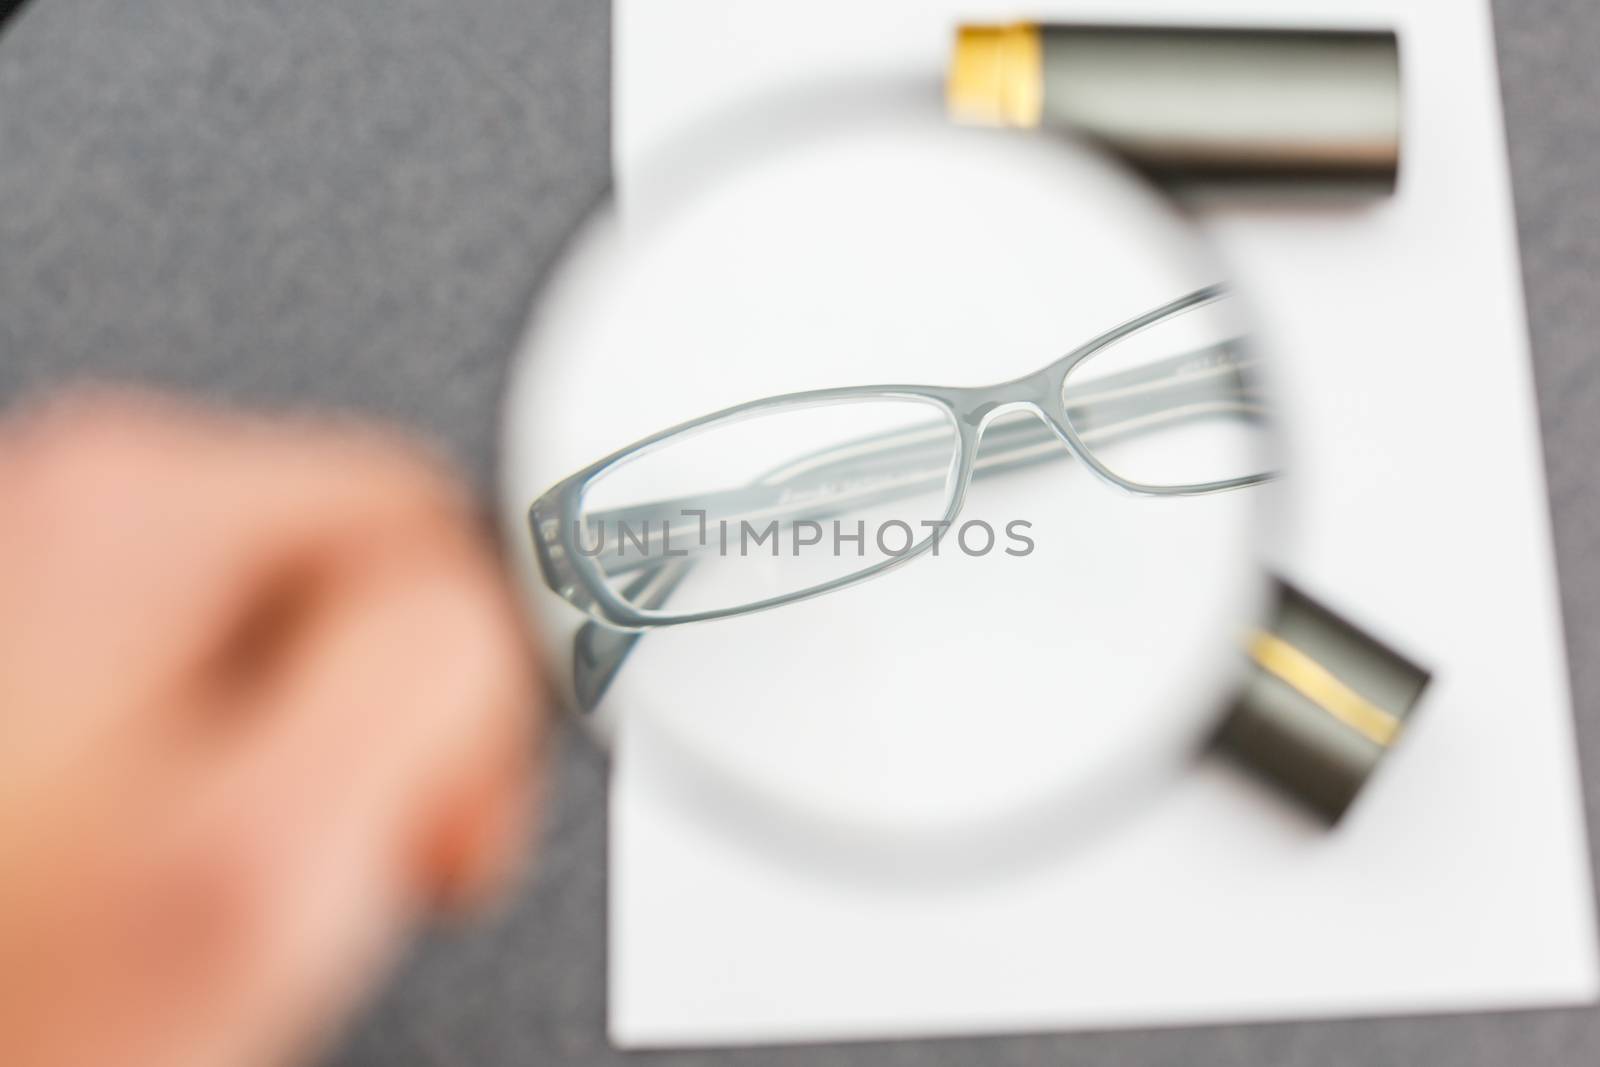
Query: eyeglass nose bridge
940 368 1100 521
951 366 1074 436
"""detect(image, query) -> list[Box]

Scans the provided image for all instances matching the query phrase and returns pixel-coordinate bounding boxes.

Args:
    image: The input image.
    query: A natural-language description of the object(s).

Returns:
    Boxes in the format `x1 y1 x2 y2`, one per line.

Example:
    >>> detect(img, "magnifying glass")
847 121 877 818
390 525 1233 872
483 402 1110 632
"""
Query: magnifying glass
500 82 1286 867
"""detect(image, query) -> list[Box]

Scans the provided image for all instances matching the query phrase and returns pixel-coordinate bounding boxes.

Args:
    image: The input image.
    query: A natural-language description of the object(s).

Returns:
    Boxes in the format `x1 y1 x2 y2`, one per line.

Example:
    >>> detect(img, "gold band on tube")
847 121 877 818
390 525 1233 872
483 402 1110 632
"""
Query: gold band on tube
1248 630 1402 748
947 23 1043 128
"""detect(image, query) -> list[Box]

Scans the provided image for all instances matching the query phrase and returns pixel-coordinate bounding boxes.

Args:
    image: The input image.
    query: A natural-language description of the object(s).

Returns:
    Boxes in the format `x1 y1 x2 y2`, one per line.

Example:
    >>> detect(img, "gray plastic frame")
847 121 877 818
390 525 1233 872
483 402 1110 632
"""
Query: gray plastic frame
528 285 1267 631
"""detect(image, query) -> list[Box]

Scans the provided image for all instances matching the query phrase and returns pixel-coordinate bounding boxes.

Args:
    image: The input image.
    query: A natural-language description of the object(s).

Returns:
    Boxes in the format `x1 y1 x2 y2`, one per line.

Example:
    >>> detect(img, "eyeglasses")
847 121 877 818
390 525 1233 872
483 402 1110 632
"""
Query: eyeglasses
529 285 1273 677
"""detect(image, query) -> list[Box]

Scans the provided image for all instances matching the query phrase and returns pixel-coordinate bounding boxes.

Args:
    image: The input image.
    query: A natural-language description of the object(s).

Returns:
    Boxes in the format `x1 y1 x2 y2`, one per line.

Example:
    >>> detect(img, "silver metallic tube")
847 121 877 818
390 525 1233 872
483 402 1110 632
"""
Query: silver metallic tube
948 23 1401 190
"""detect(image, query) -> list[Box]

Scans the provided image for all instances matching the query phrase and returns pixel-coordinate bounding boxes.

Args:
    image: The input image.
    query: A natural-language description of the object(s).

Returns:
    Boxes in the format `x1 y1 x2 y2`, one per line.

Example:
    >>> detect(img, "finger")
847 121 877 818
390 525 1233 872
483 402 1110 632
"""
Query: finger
235 522 535 947
15 388 546 910
0 389 477 727
419 681 546 913
129 526 539 1067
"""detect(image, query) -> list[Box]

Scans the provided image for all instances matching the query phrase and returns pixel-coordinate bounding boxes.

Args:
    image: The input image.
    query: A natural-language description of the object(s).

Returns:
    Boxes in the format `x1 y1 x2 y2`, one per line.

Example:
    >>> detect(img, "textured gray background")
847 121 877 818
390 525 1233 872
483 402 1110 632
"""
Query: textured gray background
2 1 1597 1064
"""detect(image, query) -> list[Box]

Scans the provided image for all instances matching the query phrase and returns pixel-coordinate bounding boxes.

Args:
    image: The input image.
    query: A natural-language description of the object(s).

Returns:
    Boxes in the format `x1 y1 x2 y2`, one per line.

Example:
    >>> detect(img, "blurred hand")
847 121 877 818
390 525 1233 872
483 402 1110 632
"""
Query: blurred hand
0 391 542 1067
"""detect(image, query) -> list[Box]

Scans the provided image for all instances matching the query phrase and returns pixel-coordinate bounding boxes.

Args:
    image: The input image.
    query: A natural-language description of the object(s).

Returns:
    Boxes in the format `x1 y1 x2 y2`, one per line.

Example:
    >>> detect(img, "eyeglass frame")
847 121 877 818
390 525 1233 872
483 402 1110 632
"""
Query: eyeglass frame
528 284 1269 632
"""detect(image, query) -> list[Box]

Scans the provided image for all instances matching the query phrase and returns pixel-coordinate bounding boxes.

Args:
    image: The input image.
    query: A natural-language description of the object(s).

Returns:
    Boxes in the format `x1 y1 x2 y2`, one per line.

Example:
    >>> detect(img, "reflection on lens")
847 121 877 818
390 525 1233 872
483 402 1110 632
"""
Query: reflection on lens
578 399 959 615
1061 293 1270 489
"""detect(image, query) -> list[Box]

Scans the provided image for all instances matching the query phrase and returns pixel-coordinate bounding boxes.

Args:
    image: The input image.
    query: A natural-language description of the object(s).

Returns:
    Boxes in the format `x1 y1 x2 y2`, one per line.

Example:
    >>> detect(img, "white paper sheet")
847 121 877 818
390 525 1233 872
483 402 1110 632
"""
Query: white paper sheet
609 0 1598 1047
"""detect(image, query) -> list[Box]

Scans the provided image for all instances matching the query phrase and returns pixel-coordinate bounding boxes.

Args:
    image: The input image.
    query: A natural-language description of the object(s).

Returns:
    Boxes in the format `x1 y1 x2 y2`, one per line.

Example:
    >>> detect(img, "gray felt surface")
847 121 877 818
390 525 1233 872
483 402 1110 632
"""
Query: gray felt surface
2 1 1598 1064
